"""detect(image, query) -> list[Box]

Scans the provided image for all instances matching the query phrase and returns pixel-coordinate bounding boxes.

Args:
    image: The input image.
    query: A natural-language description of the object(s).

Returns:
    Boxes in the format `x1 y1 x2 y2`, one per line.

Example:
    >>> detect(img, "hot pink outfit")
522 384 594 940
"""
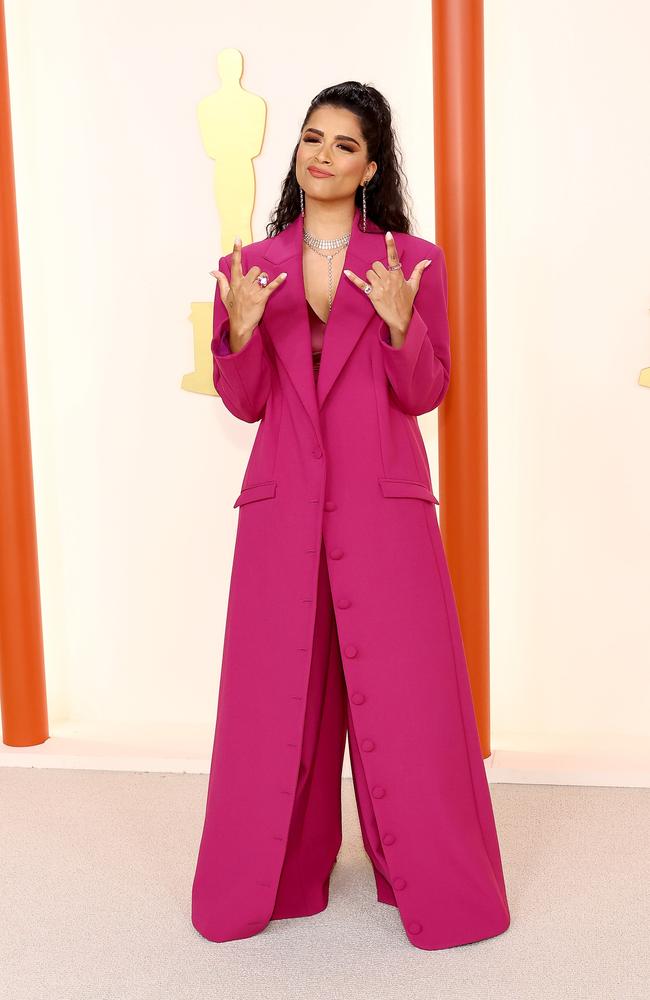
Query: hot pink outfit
191 206 511 951
307 300 326 381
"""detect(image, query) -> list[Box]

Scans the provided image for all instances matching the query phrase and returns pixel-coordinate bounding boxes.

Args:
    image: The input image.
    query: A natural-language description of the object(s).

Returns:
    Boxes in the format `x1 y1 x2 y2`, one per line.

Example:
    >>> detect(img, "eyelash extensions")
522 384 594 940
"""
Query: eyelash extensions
303 136 355 153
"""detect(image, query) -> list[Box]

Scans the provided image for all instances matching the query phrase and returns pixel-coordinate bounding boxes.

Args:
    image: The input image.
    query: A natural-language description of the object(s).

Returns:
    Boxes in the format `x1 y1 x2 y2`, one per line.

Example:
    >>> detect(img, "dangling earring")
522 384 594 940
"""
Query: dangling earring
361 183 367 232
300 186 304 217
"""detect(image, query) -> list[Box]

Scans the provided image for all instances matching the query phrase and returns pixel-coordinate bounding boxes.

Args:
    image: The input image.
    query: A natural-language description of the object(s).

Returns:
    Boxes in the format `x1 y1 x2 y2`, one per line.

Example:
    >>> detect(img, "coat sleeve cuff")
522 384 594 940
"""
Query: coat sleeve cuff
378 306 429 362
214 323 263 360
213 324 269 417
375 247 451 415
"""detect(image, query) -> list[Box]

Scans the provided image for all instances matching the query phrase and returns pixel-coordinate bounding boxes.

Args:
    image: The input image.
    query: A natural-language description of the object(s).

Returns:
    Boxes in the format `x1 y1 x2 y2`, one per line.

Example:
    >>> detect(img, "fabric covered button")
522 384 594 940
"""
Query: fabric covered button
393 876 407 891
344 644 358 658
312 446 322 458
329 548 343 559
361 739 375 752
336 597 351 609
408 921 422 934
371 785 385 799
350 692 365 705
382 832 396 845
324 500 337 511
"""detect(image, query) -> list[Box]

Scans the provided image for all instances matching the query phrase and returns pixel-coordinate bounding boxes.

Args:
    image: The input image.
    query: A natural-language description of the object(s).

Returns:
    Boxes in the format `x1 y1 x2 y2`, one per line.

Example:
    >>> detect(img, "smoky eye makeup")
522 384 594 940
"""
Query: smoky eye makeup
302 134 356 153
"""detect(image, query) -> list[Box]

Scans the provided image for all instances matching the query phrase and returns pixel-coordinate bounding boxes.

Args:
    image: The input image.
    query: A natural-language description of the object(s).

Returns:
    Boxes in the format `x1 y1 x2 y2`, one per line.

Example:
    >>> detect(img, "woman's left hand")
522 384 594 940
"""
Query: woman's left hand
344 231 432 345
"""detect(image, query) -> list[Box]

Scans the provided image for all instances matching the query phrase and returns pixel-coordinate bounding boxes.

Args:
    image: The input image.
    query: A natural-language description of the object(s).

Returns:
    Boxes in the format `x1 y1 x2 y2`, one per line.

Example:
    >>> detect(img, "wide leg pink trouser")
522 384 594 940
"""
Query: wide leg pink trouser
271 536 398 920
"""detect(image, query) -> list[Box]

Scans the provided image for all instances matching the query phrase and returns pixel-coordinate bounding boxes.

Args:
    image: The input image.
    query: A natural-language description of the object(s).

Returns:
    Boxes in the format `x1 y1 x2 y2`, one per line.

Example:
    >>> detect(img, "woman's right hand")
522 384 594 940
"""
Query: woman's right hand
210 237 287 353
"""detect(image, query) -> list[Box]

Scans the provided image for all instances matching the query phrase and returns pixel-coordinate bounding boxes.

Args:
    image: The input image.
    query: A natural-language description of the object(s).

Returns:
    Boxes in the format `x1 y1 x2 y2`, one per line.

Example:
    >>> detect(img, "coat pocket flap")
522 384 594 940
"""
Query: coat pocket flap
378 477 439 504
233 480 278 507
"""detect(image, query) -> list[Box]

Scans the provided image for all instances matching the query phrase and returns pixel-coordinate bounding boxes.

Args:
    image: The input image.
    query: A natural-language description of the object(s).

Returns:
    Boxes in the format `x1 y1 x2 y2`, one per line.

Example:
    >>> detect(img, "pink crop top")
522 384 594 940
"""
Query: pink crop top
307 300 326 381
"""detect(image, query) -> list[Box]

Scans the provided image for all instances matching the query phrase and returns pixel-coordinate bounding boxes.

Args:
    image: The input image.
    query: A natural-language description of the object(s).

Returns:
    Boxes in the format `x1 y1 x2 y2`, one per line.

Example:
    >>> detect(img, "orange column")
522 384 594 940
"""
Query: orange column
433 0 492 756
0 0 49 746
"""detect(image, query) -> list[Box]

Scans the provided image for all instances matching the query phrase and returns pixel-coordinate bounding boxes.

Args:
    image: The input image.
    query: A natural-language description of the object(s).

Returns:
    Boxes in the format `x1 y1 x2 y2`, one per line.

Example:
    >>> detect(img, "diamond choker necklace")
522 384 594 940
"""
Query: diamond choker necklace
303 228 351 252
303 226 351 312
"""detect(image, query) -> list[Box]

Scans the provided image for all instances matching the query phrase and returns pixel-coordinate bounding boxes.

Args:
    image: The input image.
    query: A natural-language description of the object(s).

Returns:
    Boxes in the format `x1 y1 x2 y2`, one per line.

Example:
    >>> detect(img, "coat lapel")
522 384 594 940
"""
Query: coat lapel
261 205 404 438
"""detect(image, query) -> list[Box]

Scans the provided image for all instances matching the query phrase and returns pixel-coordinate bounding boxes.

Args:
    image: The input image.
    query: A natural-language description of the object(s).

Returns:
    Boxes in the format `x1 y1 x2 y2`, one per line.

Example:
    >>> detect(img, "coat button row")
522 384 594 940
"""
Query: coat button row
320 520 421 929
364 757 418 925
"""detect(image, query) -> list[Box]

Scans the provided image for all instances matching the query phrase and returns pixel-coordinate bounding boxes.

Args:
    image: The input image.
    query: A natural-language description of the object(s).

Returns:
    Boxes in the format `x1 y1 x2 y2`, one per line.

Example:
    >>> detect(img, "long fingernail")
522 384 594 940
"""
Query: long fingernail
234 235 241 245
209 270 219 277
386 231 392 239
425 259 432 266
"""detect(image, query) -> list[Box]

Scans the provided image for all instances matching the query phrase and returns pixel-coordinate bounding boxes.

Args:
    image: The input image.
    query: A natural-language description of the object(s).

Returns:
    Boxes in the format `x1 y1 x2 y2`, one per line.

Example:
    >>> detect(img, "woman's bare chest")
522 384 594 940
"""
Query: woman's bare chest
302 248 347 324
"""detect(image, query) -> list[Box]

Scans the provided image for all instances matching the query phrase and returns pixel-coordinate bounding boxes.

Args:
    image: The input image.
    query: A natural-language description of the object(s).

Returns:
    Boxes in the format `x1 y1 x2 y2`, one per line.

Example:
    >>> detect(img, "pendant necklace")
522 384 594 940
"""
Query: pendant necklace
303 226 351 315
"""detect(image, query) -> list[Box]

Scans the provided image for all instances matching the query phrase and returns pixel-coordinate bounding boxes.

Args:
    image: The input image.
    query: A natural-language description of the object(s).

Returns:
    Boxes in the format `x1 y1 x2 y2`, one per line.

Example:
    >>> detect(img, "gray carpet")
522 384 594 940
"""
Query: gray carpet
1 768 648 1000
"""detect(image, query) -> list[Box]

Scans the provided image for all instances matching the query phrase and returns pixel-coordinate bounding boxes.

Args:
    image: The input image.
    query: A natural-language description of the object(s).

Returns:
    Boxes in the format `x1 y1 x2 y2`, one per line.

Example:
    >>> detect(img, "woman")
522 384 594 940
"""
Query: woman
191 81 511 952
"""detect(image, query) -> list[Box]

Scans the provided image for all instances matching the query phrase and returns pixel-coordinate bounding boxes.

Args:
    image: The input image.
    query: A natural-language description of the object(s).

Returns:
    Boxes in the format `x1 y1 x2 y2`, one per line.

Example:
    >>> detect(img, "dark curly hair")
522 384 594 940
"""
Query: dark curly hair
265 81 415 239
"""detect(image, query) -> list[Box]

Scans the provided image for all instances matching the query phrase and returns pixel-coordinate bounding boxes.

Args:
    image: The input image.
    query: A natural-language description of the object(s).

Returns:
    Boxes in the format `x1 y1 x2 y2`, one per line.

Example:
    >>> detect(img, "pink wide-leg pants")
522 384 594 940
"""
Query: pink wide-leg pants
270 536 397 920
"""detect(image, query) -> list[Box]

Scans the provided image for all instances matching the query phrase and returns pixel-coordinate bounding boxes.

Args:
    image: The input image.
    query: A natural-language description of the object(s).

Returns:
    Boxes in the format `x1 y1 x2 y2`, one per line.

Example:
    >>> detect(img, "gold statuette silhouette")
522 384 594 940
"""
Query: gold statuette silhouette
182 49 266 395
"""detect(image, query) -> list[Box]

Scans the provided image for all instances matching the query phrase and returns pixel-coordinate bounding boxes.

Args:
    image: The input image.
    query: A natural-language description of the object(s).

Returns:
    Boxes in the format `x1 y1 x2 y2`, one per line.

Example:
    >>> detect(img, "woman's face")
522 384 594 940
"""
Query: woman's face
296 105 376 205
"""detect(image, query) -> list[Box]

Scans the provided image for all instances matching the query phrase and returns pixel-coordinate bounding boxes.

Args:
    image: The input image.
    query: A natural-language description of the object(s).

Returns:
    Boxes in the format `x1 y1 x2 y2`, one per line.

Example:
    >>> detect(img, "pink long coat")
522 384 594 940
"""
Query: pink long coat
191 204 511 950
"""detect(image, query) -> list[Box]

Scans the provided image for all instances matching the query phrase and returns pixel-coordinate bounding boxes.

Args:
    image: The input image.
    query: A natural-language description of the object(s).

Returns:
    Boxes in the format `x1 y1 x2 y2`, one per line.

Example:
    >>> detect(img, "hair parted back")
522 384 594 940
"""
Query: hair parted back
266 81 415 239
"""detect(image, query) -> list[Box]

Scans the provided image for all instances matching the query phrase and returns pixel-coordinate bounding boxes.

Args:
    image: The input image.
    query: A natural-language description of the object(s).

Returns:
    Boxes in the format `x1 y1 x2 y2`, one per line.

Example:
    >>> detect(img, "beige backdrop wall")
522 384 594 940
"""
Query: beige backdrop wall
4 0 649 772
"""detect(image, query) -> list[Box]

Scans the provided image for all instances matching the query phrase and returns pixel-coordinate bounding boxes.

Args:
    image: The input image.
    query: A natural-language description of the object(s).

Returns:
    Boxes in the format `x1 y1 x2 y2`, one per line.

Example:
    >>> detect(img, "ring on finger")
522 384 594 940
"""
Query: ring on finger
256 272 270 287
363 283 372 294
